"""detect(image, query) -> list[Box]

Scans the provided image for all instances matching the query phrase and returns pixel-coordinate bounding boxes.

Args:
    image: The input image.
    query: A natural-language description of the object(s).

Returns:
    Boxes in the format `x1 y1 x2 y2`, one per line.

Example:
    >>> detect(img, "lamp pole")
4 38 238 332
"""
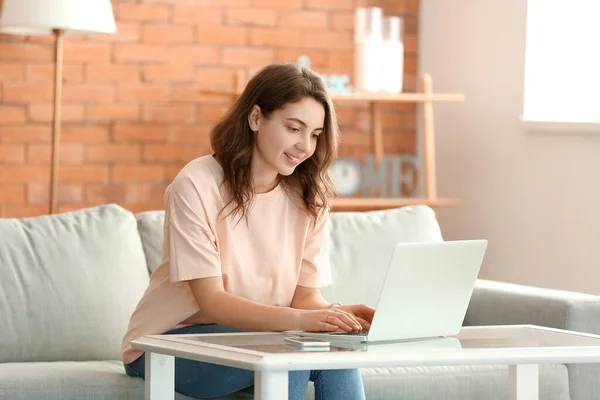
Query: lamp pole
50 28 64 214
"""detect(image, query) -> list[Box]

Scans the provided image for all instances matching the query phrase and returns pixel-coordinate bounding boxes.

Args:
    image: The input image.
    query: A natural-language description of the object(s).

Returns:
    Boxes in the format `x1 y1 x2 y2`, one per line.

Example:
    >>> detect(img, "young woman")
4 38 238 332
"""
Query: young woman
121 63 375 400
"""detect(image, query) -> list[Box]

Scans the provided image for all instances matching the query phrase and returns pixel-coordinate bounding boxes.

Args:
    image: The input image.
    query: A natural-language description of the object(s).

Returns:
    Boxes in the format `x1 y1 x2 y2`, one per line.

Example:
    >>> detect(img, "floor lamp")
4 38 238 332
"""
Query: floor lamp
0 0 116 214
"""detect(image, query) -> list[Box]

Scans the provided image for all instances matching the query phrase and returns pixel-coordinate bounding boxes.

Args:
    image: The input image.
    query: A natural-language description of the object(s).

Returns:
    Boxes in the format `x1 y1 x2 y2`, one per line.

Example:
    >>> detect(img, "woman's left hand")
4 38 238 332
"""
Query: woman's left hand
332 304 375 330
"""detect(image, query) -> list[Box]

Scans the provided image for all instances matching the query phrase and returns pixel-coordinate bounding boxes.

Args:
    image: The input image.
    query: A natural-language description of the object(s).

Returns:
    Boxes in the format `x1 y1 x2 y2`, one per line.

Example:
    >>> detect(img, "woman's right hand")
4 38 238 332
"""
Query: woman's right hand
296 308 364 333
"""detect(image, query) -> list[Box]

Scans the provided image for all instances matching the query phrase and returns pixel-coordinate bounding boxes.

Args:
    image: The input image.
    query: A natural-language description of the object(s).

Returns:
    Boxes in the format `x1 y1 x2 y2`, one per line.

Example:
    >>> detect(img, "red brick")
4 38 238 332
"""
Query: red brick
0 165 49 183
405 34 418 53
326 51 353 74
0 62 25 82
60 165 110 183
215 0 252 5
1 205 48 218
62 125 110 143
142 25 194 44
302 31 353 50
142 144 199 163
86 64 140 83
171 84 207 102
142 105 194 124
404 54 418 74
28 104 85 123
0 184 26 205
62 84 115 103
27 182 84 205
26 64 83 84
63 42 112 62
252 0 302 8
168 125 212 144
87 105 139 122
276 49 328 68
0 125 50 143
167 45 221 66
305 0 353 9
0 43 53 61
281 11 329 29
227 9 278 27
85 184 125 204
222 47 274 67
196 67 240 88
196 103 229 124
27 143 84 164
111 164 166 182
166 164 184 181
0 106 26 124
113 124 169 143
2 84 54 103
173 7 224 25
86 144 141 163
407 0 419 14
143 63 195 83
111 21 142 42
251 28 302 48
117 84 171 102
0 144 25 163
114 44 167 63
196 26 249 46
117 3 171 22
139 182 169 202
331 11 354 30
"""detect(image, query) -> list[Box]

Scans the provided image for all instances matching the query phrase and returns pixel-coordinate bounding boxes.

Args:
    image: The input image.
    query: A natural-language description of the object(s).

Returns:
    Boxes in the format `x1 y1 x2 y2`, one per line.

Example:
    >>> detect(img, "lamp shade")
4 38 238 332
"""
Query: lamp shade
0 0 116 36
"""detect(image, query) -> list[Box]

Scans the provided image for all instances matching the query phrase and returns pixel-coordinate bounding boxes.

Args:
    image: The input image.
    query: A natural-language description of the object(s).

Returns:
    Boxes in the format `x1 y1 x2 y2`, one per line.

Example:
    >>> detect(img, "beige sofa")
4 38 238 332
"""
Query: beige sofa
1 203 599 400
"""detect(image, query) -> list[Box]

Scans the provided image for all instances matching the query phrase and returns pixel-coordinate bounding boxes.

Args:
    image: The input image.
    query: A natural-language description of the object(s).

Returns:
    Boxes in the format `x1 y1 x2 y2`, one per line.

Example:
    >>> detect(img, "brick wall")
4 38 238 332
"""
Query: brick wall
0 0 420 218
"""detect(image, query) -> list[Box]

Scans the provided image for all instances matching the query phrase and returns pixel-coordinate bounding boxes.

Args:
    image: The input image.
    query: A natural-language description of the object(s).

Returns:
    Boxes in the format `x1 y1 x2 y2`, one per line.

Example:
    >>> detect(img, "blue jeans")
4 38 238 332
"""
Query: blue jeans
125 324 365 400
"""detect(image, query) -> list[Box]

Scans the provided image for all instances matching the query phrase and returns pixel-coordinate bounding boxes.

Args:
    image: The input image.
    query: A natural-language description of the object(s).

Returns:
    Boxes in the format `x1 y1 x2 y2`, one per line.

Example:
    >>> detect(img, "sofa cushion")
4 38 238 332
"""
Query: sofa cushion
135 210 165 274
0 204 150 362
0 361 201 400
305 364 569 400
322 205 443 306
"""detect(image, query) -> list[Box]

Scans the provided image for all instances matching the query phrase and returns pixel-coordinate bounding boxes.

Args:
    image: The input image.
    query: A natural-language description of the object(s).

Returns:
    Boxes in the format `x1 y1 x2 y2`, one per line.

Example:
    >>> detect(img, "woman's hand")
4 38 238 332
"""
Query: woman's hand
334 304 375 331
296 307 366 333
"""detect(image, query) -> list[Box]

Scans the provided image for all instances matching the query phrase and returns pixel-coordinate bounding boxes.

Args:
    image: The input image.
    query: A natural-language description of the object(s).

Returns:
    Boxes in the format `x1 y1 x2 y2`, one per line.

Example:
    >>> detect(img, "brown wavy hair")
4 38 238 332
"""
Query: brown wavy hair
210 63 339 223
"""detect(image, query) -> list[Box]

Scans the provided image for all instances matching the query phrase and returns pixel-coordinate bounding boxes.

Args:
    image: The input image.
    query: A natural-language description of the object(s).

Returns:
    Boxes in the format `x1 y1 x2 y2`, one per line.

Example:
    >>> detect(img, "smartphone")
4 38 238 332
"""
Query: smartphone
284 336 331 348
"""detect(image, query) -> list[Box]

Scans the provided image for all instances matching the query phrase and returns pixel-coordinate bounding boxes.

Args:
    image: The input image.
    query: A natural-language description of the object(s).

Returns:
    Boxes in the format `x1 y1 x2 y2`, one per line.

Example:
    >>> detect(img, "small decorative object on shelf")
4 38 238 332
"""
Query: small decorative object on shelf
297 55 352 94
330 155 418 198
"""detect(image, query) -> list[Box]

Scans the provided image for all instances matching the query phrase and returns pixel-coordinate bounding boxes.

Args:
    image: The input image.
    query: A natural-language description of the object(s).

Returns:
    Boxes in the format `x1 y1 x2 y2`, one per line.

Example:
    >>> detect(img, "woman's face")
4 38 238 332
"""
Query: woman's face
249 97 325 184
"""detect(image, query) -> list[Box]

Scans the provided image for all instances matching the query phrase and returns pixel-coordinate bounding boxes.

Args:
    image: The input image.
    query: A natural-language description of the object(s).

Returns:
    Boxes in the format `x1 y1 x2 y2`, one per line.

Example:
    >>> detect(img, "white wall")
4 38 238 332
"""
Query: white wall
419 0 600 294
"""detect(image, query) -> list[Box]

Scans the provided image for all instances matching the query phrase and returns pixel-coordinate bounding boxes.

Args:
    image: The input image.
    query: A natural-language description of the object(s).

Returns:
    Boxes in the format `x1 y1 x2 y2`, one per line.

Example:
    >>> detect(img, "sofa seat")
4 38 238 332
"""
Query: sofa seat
0 361 569 400
307 364 570 400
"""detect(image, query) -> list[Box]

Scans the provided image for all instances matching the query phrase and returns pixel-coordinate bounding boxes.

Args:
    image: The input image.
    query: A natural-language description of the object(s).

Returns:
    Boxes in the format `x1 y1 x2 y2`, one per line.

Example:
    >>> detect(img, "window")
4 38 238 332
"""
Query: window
523 0 600 125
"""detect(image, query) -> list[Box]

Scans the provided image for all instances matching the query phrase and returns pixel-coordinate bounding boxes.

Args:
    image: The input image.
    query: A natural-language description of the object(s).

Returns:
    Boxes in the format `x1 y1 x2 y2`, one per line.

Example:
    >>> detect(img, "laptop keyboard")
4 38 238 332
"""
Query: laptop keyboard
328 330 369 336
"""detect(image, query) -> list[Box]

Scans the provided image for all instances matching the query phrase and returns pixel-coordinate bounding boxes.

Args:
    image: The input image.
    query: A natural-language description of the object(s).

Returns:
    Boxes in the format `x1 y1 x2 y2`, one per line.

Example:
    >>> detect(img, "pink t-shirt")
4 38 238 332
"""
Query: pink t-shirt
120 155 332 364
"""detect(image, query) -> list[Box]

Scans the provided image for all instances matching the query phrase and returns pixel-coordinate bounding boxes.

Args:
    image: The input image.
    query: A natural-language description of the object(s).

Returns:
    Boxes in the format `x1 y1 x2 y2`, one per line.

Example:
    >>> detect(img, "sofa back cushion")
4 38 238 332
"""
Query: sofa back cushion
0 204 150 362
322 205 443 306
135 211 165 274
135 205 443 308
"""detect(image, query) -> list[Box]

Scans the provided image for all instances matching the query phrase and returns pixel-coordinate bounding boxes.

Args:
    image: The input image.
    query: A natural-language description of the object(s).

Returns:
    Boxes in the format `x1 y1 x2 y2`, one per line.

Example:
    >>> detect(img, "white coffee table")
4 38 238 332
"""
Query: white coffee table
131 324 600 400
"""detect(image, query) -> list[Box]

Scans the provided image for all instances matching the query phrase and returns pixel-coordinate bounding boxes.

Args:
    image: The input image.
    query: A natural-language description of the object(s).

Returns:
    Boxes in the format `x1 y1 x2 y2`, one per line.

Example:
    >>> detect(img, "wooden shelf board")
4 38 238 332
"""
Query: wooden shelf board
331 197 460 212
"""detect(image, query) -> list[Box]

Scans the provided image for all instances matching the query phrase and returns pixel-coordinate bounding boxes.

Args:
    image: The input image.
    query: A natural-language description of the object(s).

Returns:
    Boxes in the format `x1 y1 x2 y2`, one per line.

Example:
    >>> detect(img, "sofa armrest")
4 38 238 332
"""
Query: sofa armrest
465 279 600 400
465 279 600 334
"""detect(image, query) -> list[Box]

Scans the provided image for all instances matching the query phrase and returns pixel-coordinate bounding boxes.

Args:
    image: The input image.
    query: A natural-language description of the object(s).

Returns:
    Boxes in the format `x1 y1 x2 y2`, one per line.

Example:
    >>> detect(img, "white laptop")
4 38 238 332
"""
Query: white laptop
294 239 488 343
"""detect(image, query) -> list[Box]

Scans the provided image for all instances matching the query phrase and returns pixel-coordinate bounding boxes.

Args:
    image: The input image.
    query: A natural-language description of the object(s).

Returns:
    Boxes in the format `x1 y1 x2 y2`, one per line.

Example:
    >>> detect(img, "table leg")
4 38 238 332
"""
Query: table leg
509 364 539 400
145 352 175 400
254 371 288 400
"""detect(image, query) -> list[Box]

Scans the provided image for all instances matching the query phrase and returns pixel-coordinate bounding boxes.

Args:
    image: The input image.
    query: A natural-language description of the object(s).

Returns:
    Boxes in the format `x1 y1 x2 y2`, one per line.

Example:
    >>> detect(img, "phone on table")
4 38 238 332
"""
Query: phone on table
284 336 330 349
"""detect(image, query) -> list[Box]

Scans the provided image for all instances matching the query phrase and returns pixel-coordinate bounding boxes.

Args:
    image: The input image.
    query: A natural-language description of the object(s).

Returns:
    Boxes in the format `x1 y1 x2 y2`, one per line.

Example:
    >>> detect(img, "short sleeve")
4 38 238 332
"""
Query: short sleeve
297 209 332 288
167 173 222 283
